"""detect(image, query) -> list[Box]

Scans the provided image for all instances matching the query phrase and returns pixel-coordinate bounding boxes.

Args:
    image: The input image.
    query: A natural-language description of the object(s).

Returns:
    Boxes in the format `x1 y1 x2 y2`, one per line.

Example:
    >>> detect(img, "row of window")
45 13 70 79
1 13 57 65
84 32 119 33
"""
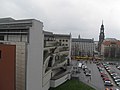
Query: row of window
59 39 68 42
61 44 68 46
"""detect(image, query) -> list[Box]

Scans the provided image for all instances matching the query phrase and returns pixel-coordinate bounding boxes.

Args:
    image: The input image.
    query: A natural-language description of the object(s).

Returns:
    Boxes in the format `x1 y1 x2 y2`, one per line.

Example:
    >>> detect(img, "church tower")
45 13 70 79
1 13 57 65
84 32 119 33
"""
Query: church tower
98 21 105 52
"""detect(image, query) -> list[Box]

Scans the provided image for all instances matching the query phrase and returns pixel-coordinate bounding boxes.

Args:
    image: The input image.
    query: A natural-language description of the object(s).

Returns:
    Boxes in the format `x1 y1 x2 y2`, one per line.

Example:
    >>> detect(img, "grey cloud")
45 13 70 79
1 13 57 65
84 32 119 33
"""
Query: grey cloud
0 0 120 40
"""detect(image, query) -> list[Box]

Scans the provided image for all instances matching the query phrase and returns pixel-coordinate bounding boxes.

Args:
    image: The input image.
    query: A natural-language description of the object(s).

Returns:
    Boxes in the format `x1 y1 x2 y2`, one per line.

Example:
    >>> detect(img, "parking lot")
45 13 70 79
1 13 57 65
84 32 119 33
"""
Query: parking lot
71 60 120 90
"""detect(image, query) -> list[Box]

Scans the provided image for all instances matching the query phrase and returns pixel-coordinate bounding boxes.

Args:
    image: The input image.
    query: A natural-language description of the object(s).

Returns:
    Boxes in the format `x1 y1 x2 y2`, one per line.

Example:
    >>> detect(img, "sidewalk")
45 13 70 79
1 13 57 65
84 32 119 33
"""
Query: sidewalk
78 69 101 90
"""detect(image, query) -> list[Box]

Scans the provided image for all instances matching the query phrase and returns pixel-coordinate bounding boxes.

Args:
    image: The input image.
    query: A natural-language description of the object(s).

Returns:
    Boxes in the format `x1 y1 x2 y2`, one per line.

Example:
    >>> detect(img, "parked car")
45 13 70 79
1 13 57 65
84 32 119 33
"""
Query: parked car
104 81 113 86
110 72 118 76
85 72 91 76
103 77 109 81
115 79 120 82
113 76 120 79
115 81 120 86
101 73 107 77
116 65 120 70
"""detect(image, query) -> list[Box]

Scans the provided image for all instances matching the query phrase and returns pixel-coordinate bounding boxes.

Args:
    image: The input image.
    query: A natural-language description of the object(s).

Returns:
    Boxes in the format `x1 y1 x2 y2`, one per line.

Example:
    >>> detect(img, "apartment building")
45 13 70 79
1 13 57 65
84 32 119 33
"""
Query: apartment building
101 38 120 58
0 18 72 90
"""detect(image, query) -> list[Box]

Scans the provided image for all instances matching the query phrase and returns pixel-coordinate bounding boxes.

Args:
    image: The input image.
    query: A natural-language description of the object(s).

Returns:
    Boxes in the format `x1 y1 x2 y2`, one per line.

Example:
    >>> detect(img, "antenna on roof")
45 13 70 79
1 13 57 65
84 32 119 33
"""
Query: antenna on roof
102 20 103 25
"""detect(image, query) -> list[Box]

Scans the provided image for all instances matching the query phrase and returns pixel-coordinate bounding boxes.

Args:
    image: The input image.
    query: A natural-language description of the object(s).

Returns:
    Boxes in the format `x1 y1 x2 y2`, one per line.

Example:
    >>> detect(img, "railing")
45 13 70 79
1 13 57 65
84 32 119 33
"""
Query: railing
52 59 68 70
44 40 56 47
59 47 69 52
50 69 71 87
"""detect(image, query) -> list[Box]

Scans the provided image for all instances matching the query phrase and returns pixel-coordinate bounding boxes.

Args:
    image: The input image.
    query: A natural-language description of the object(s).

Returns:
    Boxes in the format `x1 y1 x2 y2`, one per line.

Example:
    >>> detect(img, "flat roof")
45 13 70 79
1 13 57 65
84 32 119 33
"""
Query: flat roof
72 38 94 43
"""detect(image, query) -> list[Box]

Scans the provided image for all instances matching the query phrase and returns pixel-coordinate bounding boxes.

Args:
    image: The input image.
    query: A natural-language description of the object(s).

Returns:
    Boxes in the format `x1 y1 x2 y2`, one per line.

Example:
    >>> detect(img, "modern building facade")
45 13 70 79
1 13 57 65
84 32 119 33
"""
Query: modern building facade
71 35 95 57
0 18 72 90
0 17 44 90
43 31 72 89
101 38 120 58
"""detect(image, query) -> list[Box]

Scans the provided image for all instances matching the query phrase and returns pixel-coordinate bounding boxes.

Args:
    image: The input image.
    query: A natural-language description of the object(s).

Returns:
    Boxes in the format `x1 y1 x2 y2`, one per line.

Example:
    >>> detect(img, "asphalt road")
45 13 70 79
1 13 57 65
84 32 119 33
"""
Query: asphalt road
71 60 120 90
71 60 104 90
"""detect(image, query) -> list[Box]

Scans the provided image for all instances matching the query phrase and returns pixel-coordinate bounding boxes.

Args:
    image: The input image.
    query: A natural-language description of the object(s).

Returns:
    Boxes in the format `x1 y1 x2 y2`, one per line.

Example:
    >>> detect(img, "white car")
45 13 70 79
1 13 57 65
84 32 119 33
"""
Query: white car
85 72 91 76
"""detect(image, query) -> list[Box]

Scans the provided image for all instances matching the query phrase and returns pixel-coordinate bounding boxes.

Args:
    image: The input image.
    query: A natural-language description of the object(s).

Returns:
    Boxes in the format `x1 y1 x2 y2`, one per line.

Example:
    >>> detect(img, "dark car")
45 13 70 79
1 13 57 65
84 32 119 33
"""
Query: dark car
104 81 113 86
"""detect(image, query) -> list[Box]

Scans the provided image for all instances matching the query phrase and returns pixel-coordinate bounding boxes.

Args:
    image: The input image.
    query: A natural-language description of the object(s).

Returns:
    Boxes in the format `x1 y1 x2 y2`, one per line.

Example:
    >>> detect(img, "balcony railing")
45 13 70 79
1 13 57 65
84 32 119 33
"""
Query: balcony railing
50 67 72 87
44 40 56 47
52 56 68 70
59 47 69 52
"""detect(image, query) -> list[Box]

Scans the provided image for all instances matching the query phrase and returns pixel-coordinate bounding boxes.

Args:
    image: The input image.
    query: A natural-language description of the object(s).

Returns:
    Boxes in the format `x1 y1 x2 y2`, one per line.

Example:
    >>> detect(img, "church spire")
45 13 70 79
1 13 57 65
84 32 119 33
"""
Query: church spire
98 21 105 52
102 20 103 25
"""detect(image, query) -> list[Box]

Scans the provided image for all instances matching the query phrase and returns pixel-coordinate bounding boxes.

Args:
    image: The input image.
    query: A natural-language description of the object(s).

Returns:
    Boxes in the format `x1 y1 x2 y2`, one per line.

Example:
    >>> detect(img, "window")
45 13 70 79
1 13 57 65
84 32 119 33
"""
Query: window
0 36 4 40
63 40 64 42
66 40 68 42
66 44 68 46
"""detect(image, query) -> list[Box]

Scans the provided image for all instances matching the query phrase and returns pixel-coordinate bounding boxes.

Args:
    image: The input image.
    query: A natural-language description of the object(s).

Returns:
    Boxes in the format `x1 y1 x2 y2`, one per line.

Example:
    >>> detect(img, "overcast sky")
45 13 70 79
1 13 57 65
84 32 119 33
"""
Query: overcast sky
0 0 120 40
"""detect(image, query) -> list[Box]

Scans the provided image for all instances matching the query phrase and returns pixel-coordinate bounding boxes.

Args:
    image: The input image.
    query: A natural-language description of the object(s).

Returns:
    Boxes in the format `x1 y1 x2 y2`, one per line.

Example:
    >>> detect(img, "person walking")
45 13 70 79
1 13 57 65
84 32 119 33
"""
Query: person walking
90 76 91 81
87 79 89 83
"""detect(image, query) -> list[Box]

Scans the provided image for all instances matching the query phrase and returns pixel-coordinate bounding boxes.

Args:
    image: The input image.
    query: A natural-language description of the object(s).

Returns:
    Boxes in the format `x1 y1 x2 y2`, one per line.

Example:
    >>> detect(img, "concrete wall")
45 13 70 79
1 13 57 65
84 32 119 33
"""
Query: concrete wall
43 70 52 90
15 42 26 90
27 20 44 90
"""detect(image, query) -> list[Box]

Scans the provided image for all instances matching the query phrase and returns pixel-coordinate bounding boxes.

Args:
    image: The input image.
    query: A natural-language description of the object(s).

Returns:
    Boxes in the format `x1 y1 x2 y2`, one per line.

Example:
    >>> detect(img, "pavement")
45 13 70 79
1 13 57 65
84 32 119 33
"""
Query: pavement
71 60 120 90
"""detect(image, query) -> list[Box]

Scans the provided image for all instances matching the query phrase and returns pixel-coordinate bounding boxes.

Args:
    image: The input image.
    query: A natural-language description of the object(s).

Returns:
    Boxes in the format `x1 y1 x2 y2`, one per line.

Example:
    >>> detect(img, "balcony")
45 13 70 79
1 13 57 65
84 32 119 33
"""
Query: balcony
52 56 68 70
50 66 72 87
44 40 56 47
59 47 69 52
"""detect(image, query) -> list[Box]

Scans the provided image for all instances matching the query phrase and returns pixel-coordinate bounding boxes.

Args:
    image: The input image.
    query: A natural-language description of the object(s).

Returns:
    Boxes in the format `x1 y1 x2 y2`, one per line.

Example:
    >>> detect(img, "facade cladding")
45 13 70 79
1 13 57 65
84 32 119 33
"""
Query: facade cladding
0 44 16 90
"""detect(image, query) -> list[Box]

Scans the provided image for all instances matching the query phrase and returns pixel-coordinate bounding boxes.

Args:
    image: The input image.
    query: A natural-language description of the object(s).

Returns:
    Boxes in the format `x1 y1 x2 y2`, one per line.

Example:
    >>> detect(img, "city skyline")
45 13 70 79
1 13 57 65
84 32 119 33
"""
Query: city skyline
1 0 120 40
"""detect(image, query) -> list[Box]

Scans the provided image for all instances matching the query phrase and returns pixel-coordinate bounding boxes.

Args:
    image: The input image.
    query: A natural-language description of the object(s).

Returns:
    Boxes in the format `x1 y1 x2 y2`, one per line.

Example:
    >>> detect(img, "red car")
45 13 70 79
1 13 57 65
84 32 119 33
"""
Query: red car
101 73 107 77
103 77 109 81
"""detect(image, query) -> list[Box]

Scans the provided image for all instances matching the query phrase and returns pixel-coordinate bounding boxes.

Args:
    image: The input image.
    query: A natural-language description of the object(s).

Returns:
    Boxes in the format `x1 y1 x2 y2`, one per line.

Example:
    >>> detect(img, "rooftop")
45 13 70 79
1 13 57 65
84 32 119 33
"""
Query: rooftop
72 38 94 43
102 40 120 46
0 17 43 25
54 34 71 38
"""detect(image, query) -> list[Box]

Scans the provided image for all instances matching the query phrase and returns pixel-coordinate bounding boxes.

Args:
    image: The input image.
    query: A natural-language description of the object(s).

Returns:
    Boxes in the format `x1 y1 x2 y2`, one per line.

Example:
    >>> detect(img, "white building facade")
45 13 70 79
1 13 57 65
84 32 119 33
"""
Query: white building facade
43 31 72 89
71 36 95 57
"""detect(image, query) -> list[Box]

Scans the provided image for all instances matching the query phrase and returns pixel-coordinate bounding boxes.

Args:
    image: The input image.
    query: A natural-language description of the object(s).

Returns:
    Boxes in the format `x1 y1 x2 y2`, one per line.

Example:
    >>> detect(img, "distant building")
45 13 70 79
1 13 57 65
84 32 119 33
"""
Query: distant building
94 41 99 58
94 41 98 51
71 35 95 57
101 38 120 58
98 21 105 53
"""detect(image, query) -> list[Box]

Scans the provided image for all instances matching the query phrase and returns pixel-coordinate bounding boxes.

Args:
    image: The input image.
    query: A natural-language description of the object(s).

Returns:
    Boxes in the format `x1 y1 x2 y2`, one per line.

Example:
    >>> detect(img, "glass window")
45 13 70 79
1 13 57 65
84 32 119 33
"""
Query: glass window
0 36 4 40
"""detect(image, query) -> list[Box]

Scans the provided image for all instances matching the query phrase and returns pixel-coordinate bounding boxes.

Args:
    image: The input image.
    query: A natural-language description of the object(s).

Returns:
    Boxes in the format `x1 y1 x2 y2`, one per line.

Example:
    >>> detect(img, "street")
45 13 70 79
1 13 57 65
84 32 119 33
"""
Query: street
71 60 120 90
